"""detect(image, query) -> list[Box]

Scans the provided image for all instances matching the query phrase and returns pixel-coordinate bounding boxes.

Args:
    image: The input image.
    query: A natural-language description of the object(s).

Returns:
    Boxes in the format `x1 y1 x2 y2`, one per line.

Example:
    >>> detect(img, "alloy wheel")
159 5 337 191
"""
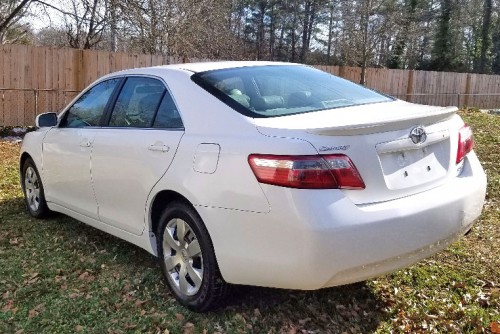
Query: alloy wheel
24 166 41 212
162 218 203 296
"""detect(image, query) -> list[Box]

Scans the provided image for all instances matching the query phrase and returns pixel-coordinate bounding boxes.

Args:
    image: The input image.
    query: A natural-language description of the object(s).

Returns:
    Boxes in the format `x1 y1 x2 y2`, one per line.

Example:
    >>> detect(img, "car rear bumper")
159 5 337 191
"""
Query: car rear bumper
197 152 487 289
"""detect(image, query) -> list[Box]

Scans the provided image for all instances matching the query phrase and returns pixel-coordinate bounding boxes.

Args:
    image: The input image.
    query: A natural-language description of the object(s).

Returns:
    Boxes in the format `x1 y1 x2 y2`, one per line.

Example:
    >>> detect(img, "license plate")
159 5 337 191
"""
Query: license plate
378 142 449 190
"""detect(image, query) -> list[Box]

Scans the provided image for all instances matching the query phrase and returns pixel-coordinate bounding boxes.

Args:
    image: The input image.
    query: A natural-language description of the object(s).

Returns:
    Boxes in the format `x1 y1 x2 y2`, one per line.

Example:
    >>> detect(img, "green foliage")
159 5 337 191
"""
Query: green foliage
478 0 493 74
491 17 500 74
431 0 455 71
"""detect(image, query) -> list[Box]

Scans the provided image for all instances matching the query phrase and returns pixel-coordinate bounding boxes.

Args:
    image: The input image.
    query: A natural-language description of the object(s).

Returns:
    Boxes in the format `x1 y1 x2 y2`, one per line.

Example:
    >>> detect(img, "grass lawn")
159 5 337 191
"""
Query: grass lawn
0 111 499 333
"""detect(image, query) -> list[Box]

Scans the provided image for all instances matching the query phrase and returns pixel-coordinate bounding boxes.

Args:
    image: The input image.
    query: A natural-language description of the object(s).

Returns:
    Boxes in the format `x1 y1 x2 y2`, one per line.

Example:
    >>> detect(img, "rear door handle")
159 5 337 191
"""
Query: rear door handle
148 144 170 152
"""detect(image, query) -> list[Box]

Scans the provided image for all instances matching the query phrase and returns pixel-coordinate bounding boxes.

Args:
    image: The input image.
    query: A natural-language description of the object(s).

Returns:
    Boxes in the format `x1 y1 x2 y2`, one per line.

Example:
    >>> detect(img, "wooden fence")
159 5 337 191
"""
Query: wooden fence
1 44 500 126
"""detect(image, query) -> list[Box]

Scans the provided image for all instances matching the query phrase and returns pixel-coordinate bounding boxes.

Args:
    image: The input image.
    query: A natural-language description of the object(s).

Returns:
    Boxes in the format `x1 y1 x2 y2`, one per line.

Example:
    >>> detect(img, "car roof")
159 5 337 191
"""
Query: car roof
109 61 301 77
165 61 300 73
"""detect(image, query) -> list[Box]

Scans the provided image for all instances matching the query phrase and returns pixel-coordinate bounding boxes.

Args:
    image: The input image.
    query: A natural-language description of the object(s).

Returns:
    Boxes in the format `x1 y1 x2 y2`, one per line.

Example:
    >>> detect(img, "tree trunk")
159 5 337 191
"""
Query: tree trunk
0 0 31 36
110 0 117 51
326 2 335 65
299 0 318 63
300 1 311 62
256 1 267 60
291 6 298 62
277 24 285 60
269 2 275 60
360 0 372 85
478 0 492 73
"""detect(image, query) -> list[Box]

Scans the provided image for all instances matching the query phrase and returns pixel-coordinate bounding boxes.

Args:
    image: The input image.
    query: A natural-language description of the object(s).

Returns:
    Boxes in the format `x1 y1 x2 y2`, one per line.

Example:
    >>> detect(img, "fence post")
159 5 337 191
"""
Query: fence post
339 66 346 79
406 70 415 103
76 50 85 91
34 89 38 116
457 93 460 108
464 73 472 106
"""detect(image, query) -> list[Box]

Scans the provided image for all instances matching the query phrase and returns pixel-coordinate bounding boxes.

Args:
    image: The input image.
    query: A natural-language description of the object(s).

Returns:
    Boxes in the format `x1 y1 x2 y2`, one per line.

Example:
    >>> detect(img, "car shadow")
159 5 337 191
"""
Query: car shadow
2 197 389 332
218 282 387 332
0 196 26 220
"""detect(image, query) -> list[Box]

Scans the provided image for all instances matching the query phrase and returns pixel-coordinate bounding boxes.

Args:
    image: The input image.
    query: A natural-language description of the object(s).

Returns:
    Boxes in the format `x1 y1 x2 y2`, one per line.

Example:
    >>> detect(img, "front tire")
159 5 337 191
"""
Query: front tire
157 201 228 312
22 158 50 218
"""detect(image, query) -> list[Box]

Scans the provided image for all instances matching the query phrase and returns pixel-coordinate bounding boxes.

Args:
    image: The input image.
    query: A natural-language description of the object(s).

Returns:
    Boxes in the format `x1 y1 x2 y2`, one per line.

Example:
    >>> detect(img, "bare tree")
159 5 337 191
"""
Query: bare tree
299 0 323 63
5 0 497 75
62 0 108 49
113 0 238 58
169 0 238 59
0 0 32 44
325 0 339 65
35 26 68 47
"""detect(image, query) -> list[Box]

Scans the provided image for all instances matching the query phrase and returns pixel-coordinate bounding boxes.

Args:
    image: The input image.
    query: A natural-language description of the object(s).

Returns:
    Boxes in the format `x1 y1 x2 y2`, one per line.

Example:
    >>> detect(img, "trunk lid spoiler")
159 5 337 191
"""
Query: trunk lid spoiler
306 106 458 136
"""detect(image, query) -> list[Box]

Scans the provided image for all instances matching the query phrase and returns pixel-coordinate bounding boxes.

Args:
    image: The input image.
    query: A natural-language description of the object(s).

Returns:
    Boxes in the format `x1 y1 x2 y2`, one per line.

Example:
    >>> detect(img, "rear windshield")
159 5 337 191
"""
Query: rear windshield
191 65 394 118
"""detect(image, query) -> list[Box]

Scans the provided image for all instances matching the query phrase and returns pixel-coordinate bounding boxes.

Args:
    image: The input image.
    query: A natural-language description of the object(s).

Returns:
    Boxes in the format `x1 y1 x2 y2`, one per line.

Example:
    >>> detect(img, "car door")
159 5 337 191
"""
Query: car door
90 76 184 235
42 78 121 219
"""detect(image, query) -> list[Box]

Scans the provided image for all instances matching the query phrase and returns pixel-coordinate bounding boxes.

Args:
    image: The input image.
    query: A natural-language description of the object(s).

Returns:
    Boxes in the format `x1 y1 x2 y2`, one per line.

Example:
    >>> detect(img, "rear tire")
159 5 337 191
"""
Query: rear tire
21 158 50 218
156 201 229 312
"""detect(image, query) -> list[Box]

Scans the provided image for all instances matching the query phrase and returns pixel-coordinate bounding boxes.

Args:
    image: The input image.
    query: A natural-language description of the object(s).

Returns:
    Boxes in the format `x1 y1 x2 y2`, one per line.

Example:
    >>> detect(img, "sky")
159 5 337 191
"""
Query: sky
25 1 67 31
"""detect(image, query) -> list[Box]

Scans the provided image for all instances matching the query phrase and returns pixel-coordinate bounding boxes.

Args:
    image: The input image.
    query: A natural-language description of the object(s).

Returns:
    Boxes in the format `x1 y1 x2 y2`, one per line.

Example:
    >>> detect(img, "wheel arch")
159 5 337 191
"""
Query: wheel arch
20 152 32 170
148 189 220 262
19 152 33 186
149 189 199 239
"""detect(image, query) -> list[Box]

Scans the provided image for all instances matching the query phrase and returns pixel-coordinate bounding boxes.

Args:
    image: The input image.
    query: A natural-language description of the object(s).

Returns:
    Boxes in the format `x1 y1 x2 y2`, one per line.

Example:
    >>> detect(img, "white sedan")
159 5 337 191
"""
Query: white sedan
20 62 487 311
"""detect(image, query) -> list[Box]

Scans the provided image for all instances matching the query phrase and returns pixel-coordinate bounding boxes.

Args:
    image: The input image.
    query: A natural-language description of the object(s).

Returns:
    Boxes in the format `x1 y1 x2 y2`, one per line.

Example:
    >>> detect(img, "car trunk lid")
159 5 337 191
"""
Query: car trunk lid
254 100 460 205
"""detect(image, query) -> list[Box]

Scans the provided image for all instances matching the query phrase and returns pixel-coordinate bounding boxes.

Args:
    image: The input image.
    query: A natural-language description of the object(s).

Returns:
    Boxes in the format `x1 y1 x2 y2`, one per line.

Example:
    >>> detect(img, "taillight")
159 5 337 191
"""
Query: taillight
456 125 474 164
248 154 365 189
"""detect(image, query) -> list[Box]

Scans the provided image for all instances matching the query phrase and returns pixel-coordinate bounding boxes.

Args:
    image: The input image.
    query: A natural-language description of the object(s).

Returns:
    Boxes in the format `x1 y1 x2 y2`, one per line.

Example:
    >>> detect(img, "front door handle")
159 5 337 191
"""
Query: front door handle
148 144 170 152
80 139 91 147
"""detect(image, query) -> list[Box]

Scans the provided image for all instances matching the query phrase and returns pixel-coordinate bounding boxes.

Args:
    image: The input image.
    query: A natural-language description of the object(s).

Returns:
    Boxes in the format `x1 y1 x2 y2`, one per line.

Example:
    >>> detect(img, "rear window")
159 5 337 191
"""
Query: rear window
191 65 394 118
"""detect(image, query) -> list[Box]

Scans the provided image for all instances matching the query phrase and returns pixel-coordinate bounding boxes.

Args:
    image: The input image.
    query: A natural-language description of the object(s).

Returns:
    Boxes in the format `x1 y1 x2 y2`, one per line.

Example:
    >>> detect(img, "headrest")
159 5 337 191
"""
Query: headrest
252 95 285 111
288 91 312 107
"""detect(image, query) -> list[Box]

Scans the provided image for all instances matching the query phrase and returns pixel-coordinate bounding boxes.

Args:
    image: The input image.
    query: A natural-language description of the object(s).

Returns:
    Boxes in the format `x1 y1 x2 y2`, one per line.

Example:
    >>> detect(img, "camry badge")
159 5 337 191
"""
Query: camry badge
409 126 427 145
318 145 350 152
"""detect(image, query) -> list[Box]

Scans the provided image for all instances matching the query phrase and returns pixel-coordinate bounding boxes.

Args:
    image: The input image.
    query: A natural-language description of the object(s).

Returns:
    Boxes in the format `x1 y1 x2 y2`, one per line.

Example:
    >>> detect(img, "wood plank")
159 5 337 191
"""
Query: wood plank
24 45 35 125
0 46 7 125
1 44 500 126
406 70 414 102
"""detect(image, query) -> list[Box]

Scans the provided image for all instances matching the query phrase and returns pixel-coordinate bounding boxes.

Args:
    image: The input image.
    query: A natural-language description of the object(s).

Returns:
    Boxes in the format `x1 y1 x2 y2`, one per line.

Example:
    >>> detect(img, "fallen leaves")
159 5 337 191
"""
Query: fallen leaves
123 323 137 330
68 291 81 299
254 308 261 318
23 272 39 285
78 270 96 282
2 299 16 313
182 322 195 334
54 273 67 283
492 322 500 334
0 126 499 334
28 303 44 318
134 299 147 307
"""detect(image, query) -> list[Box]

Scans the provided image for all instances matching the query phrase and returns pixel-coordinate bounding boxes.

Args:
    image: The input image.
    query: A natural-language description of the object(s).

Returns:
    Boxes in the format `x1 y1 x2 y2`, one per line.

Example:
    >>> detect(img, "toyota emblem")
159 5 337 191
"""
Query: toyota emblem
410 126 427 144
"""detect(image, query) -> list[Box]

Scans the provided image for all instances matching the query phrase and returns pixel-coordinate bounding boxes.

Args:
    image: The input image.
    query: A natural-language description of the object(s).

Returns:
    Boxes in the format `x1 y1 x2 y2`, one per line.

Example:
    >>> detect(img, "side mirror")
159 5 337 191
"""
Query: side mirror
35 112 58 128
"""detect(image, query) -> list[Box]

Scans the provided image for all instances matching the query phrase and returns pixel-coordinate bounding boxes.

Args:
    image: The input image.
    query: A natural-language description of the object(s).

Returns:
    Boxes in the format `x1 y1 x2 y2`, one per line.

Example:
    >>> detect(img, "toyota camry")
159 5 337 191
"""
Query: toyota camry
20 62 487 311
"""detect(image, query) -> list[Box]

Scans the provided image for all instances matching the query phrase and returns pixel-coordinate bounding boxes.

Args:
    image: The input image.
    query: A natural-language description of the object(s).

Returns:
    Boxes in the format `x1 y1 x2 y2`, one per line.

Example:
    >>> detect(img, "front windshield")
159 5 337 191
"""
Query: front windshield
191 65 394 118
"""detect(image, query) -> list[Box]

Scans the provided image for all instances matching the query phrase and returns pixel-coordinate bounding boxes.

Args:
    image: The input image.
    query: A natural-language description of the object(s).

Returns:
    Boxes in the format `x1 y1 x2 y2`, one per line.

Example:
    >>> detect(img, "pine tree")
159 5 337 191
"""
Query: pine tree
478 0 492 73
431 0 454 71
